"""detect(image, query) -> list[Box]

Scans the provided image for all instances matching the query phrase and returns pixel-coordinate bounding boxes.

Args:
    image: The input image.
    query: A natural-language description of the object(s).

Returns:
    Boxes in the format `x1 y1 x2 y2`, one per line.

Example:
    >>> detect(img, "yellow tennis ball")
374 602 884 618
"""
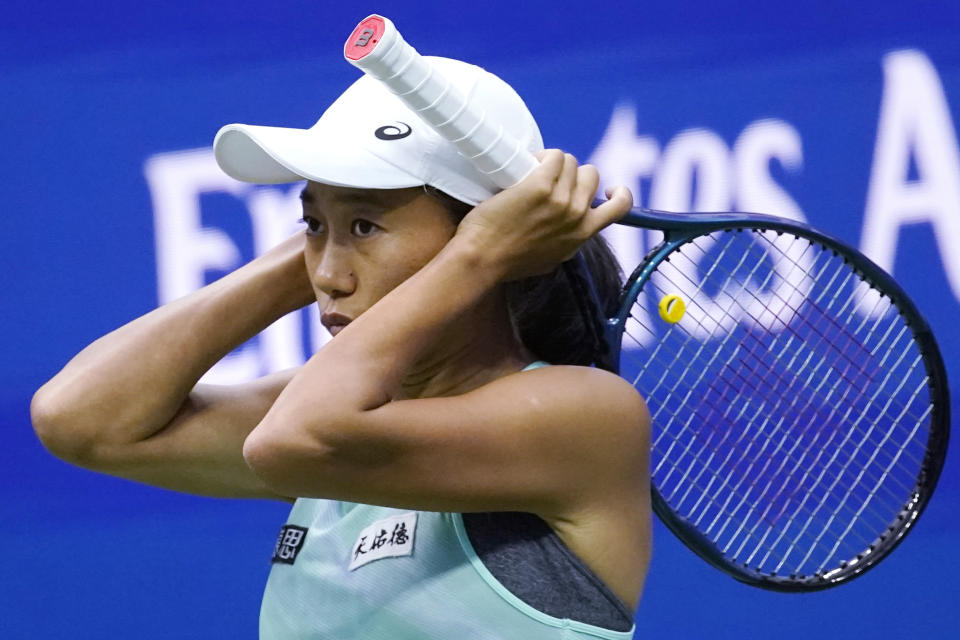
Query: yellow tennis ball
658 294 686 324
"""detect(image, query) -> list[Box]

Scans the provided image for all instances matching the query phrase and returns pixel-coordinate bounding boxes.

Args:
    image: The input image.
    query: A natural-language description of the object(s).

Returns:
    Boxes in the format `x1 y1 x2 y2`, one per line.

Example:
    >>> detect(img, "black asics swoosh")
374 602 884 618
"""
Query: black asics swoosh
375 122 412 140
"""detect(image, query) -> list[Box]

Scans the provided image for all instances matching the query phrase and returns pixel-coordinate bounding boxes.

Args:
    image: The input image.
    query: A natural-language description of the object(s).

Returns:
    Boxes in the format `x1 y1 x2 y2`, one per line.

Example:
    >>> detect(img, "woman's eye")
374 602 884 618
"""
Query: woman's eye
351 219 378 237
300 216 324 234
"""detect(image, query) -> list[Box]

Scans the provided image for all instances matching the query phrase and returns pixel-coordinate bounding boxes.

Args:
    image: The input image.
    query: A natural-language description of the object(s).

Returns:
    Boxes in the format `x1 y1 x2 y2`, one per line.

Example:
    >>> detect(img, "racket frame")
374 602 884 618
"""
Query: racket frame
604 207 950 591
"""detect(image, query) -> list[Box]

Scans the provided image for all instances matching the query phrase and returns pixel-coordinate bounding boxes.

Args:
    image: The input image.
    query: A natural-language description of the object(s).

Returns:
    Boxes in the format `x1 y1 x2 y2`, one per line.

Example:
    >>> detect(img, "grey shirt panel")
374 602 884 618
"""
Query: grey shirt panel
463 511 634 631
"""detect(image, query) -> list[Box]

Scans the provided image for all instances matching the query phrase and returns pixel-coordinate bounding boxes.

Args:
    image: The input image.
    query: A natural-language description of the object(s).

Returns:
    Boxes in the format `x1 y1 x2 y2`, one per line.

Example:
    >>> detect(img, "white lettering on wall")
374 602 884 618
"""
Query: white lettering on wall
590 103 660 269
648 129 734 341
590 111 808 342
144 149 323 383
861 49 960 311
144 149 247 304
589 103 660 343
734 120 813 332
651 128 732 213
734 119 805 222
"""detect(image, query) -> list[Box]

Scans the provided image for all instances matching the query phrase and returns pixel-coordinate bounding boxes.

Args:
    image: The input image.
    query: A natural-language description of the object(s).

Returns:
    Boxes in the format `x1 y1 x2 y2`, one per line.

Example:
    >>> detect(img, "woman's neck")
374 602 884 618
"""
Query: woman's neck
396 294 531 400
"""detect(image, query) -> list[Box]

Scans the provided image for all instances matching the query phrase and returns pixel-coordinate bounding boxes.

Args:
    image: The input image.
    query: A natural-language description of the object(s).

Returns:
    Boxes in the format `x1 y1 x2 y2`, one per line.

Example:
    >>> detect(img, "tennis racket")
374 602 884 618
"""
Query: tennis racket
343 15 950 592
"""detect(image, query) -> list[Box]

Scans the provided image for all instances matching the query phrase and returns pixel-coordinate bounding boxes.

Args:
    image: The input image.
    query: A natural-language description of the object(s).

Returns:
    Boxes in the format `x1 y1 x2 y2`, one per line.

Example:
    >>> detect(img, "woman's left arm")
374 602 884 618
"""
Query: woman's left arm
242 151 639 513
248 364 647 514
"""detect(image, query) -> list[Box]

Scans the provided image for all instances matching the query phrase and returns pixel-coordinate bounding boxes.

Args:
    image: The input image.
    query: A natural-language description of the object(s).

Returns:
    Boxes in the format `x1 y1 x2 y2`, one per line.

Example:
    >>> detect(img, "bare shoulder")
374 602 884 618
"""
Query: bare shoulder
511 364 649 439
485 364 651 482
505 365 652 606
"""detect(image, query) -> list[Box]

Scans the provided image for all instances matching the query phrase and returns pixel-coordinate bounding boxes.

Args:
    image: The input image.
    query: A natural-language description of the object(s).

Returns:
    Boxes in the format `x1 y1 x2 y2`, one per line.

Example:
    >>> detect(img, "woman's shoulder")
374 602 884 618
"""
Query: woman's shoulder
497 363 651 452
504 364 652 602
516 364 648 416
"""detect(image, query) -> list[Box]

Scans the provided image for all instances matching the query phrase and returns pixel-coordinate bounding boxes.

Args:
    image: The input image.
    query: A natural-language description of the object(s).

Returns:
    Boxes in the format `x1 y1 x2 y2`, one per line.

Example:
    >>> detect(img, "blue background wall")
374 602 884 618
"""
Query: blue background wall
2 1 958 637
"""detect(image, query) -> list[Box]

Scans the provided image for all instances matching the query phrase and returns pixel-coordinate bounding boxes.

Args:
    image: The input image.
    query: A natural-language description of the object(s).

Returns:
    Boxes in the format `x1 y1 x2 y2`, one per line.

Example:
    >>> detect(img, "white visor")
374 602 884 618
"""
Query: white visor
212 57 543 206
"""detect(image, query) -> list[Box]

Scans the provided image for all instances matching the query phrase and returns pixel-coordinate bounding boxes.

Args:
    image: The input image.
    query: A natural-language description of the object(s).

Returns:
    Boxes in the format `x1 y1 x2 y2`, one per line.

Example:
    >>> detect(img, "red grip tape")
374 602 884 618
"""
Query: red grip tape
344 15 385 61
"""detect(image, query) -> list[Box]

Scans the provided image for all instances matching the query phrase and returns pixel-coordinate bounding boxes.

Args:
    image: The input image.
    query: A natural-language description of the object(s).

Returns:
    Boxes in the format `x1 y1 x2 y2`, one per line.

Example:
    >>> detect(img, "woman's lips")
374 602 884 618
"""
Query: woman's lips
321 312 352 336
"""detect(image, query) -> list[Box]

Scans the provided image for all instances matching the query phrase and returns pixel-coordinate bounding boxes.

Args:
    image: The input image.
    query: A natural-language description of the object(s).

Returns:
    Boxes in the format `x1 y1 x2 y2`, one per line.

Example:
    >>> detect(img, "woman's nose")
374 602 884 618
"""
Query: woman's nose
312 243 356 298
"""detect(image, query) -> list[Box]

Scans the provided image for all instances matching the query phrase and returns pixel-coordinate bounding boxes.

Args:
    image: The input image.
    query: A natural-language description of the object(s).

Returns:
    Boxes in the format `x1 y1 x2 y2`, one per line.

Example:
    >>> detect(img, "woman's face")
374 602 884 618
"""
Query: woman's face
300 181 459 336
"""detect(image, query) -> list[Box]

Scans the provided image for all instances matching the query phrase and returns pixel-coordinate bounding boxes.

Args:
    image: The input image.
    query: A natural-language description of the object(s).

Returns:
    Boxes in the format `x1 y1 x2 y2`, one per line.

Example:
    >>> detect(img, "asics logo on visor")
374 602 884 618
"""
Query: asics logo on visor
374 122 412 141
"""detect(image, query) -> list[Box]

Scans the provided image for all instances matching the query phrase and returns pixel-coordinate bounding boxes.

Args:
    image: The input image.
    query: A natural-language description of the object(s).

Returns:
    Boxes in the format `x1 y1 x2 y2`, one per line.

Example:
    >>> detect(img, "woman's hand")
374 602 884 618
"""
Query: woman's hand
253 229 316 310
455 149 633 281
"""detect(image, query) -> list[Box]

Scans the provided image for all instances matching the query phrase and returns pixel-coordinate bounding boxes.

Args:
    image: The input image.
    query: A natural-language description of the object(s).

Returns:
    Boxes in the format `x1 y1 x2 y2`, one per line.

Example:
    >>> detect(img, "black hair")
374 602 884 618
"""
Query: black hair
424 185 623 367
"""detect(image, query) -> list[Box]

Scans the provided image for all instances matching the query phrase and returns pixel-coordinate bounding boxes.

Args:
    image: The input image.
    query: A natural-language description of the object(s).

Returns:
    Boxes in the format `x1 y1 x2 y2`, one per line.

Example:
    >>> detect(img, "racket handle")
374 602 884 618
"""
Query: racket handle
344 14 537 189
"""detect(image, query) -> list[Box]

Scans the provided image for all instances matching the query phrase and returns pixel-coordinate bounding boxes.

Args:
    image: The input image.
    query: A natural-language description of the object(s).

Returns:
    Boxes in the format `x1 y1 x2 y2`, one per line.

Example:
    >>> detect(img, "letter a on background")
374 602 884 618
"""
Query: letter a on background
861 49 960 303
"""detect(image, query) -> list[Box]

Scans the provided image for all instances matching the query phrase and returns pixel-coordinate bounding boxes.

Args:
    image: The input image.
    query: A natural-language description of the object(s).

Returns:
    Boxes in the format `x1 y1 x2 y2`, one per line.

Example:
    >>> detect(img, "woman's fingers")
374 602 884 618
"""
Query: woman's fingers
530 150 628 236
587 185 633 233
553 153 579 205
533 149 566 185
456 149 633 280
471 147 628 256
570 164 600 215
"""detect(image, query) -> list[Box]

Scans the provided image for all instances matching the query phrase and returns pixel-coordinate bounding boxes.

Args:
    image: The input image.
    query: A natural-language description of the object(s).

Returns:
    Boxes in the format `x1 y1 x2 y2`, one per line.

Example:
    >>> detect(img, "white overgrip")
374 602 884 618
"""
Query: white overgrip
345 15 537 188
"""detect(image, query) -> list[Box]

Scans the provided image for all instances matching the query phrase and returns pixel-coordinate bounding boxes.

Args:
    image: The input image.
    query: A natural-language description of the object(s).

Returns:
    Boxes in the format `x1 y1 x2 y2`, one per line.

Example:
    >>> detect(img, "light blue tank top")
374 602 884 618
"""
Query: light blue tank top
259 361 635 639
259 500 635 639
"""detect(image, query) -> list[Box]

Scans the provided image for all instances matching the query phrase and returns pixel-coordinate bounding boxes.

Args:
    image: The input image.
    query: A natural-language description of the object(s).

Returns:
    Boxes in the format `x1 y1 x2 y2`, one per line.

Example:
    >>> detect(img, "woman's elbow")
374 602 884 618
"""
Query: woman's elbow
241 426 283 487
242 419 339 497
30 383 97 465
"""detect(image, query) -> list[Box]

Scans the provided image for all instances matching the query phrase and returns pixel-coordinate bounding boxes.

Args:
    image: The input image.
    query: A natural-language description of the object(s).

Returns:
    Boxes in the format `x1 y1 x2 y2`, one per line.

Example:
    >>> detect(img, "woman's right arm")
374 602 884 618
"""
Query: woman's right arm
30 232 315 499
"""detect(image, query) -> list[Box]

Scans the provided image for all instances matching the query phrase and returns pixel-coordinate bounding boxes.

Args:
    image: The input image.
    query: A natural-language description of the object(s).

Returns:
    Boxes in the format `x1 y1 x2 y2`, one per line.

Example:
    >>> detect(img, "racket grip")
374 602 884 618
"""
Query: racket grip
344 14 537 188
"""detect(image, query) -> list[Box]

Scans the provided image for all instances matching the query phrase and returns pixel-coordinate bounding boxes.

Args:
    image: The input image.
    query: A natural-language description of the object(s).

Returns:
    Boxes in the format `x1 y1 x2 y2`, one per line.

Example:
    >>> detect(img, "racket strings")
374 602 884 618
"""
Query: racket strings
624 329 904 565
714 309 926 540
625 286 916 529
636 239 920 507
632 260 924 536
623 327 890 561
622 228 932 578
634 237 799 487
761 371 930 572
656 241 928 560
789 365 932 568
660 234 924 425
637 241 849 436
794 382 931 573
632 332 919 571
688 245 928 564
648 233 930 440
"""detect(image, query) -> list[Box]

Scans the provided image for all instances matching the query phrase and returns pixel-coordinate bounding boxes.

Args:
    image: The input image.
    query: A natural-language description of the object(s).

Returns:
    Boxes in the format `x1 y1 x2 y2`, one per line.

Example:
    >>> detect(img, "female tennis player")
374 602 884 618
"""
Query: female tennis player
31 57 650 639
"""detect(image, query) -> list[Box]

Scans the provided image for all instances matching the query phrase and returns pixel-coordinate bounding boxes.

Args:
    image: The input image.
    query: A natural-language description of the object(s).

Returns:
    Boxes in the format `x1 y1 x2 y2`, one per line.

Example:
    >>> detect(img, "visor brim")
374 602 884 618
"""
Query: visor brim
213 123 424 189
